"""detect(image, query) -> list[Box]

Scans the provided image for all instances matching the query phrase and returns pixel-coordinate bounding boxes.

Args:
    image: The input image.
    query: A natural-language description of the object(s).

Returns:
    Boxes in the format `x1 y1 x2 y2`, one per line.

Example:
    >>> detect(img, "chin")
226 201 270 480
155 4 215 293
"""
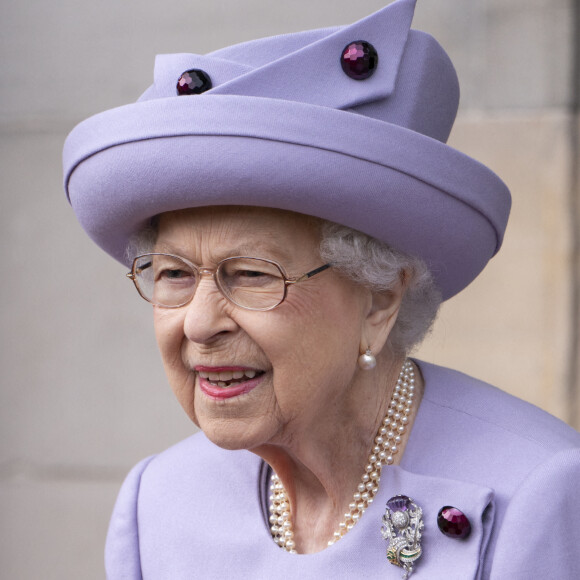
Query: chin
198 417 271 452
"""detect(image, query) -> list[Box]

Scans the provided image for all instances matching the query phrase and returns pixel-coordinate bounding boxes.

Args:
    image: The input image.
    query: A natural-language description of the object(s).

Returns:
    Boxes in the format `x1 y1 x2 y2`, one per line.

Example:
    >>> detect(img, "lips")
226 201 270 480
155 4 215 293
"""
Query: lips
195 366 265 400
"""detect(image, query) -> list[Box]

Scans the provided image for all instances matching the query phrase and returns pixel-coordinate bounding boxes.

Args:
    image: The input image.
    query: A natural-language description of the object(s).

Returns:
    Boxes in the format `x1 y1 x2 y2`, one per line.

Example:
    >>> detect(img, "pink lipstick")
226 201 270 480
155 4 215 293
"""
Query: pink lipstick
195 366 264 400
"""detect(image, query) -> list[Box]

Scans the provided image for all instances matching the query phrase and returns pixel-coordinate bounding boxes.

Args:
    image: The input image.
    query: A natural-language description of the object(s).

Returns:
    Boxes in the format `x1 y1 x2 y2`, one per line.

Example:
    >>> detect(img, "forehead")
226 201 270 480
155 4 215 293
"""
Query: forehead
155 206 322 264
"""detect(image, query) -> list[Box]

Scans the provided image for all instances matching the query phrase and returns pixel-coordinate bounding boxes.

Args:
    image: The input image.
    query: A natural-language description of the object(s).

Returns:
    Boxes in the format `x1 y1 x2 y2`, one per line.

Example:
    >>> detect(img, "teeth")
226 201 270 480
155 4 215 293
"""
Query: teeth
198 369 261 385
210 371 234 381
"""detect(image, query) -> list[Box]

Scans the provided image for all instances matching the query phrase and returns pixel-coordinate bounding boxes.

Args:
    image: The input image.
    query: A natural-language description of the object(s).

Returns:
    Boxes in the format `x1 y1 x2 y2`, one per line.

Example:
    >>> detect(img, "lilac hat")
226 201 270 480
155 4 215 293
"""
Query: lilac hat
63 0 510 300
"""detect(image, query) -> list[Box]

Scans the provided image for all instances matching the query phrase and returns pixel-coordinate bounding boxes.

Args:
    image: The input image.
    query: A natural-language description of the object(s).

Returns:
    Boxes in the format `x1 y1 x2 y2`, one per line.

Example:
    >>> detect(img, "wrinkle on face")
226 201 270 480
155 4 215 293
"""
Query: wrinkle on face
155 206 323 271
153 206 371 454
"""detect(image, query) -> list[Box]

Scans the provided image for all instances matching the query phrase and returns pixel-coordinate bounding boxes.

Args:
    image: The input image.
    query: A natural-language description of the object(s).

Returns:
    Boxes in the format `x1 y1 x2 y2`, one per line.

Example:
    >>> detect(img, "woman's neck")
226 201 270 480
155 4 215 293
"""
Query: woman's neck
251 356 423 553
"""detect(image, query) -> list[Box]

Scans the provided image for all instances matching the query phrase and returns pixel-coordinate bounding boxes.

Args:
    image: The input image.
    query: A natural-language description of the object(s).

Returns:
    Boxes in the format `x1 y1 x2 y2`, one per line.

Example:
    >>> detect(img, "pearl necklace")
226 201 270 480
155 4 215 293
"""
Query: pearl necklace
269 359 416 552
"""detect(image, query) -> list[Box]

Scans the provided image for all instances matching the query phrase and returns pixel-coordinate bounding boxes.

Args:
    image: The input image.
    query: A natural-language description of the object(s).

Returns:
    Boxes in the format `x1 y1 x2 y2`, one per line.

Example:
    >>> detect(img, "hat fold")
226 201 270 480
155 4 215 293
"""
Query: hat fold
139 54 252 102
139 0 417 111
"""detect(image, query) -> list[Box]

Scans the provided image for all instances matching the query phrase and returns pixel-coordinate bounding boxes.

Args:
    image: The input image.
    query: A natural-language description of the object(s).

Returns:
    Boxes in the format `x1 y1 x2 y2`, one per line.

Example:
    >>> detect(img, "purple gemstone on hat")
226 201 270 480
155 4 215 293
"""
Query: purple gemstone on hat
386 495 413 512
177 69 212 95
437 506 471 539
341 40 378 80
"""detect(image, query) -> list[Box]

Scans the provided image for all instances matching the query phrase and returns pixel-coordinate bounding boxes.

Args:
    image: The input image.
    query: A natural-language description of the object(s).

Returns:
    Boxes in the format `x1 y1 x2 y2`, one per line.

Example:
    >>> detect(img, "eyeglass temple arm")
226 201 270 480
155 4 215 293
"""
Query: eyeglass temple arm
287 263 332 285
126 260 153 280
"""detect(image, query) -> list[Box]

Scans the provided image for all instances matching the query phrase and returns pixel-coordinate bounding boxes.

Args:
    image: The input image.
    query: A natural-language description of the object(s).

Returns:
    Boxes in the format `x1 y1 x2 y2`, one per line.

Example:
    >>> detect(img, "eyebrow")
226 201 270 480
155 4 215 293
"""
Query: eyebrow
152 240 295 265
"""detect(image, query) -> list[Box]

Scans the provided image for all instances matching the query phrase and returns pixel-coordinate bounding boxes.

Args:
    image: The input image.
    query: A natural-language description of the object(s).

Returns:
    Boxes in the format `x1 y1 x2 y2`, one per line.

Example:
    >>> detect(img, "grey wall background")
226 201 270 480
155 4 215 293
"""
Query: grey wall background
1 0 579 578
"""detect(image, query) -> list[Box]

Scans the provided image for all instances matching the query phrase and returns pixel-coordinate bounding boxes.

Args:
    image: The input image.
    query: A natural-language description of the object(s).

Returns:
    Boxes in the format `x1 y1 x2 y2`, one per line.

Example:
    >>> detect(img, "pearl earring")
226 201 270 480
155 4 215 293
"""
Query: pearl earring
358 348 376 370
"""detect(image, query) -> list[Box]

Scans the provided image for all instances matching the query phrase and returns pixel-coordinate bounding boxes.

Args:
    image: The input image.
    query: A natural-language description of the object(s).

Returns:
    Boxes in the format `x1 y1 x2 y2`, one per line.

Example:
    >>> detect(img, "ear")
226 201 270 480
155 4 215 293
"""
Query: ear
360 271 407 356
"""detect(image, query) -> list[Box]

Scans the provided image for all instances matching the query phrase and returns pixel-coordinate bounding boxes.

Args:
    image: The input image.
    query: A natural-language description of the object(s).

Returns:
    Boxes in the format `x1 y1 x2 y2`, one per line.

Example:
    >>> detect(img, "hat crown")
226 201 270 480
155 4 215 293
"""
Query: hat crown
64 0 510 302
139 0 459 143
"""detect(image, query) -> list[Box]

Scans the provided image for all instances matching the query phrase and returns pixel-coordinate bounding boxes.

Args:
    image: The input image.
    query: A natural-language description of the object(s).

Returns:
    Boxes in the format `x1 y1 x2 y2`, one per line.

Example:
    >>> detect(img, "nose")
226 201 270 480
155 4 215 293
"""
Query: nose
182 273 238 344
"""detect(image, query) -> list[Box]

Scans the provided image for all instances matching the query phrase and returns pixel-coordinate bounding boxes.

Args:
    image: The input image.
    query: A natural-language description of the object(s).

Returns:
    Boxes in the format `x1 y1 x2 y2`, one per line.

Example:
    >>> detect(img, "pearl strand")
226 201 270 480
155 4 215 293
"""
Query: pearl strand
269 359 416 552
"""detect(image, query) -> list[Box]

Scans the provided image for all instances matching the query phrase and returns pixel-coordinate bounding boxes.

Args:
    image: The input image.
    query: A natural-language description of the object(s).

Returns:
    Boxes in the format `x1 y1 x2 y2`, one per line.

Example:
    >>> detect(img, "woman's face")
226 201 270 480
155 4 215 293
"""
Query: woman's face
153 206 373 450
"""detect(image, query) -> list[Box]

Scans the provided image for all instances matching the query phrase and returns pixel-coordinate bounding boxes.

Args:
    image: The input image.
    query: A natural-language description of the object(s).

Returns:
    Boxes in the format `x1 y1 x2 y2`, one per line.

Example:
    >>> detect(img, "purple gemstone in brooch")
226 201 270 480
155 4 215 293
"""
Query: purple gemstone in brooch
177 69 212 95
341 40 378 80
387 495 413 512
382 495 424 579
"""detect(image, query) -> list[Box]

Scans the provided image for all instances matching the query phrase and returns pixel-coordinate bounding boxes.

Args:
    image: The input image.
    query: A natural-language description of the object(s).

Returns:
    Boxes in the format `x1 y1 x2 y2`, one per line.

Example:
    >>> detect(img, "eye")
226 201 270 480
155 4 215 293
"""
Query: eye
229 268 278 287
237 269 268 278
220 258 284 289
159 268 190 280
149 256 196 284
155 267 196 289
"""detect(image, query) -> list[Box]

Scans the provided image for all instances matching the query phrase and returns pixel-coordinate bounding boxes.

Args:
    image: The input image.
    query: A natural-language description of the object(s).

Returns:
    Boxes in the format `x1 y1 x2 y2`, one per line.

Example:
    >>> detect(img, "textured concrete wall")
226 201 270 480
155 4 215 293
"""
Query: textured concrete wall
1 0 578 578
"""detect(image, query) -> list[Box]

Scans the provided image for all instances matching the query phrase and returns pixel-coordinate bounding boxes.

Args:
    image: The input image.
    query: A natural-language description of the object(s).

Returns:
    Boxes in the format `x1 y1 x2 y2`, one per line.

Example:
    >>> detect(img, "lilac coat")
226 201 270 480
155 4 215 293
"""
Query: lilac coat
105 361 580 579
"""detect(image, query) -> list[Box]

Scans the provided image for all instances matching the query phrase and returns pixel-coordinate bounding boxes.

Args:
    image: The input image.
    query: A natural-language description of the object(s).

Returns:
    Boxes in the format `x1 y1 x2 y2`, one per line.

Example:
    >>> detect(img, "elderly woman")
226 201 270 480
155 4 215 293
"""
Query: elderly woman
63 0 580 578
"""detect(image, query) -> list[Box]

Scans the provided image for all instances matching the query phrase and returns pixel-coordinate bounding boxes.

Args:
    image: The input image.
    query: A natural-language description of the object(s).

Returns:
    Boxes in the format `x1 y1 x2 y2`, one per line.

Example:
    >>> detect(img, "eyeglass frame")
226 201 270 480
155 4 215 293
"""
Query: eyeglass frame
126 253 332 311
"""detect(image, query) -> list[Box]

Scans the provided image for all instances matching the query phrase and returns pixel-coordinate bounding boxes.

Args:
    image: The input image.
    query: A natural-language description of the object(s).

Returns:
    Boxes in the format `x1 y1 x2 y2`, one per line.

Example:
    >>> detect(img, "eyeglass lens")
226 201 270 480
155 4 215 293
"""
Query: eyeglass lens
133 255 287 310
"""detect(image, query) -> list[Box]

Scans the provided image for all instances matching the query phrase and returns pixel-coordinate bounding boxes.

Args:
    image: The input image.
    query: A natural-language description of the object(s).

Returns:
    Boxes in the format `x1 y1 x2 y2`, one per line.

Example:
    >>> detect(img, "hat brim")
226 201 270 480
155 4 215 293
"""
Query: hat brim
64 95 510 301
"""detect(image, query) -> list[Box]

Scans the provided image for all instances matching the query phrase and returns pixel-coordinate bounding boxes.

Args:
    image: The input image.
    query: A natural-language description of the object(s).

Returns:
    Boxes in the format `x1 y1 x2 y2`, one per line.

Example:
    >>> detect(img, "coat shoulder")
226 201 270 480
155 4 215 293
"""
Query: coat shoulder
417 360 580 453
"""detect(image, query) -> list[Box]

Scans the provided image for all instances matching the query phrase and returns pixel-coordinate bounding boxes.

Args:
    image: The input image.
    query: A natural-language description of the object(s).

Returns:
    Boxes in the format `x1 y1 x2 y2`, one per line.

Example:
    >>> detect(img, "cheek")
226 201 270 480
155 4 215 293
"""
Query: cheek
154 309 199 422
283 282 366 344
153 309 187 373
260 287 365 395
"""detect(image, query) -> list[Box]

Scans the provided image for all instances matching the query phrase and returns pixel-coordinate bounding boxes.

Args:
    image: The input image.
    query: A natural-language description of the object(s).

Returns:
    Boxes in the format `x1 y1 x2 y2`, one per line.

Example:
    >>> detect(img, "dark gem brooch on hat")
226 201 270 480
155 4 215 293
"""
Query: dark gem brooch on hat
382 495 424 579
341 40 378 80
176 69 212 95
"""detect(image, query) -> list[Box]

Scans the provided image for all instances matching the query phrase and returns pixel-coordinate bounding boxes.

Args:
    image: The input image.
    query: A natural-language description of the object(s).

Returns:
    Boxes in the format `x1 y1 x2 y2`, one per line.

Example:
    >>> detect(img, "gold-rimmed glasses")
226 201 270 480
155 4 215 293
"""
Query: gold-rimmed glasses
127 253 331 311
